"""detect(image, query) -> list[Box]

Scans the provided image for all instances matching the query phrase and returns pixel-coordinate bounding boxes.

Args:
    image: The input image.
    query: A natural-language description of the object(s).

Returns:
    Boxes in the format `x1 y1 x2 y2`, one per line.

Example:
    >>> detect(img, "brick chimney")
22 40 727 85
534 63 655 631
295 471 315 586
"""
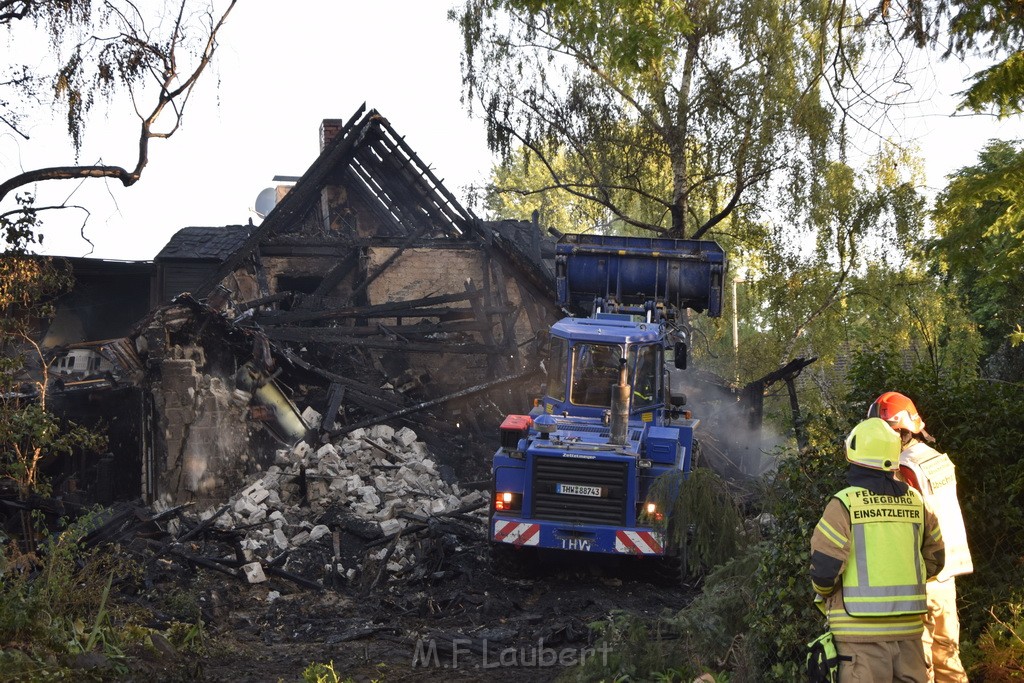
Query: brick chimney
320 119 344 152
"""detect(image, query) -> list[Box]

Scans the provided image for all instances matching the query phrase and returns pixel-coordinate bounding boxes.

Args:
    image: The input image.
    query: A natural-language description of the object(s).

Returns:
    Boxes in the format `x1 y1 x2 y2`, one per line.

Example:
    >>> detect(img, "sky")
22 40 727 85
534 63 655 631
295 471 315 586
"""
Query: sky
2 2 1023 262
1 2 494 261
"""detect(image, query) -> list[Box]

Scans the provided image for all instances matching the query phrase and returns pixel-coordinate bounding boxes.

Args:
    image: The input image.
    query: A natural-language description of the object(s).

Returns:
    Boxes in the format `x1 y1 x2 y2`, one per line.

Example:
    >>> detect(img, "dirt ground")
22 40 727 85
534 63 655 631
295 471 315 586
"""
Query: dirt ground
134 528 696 683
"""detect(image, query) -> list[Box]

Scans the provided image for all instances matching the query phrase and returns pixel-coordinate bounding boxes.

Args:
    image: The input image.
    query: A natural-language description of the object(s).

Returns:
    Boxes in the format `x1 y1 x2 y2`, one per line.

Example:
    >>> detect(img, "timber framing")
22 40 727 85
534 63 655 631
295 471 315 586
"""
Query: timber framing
165 105 560 420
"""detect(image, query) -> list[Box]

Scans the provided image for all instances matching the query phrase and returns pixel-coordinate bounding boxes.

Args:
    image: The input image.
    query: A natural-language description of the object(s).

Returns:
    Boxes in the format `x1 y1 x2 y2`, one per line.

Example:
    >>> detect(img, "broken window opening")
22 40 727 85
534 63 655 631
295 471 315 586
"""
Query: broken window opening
275 276 323 310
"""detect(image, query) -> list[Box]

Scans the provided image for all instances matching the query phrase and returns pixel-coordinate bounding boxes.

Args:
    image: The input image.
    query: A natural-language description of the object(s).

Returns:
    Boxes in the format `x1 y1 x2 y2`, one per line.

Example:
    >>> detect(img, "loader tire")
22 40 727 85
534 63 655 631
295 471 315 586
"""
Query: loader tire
489 542 538 579
649 546 689 587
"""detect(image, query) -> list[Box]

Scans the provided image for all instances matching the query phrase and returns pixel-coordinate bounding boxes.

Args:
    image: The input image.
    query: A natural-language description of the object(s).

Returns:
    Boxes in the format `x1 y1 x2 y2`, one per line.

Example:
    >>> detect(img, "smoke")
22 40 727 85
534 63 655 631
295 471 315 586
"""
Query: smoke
670 368 791 482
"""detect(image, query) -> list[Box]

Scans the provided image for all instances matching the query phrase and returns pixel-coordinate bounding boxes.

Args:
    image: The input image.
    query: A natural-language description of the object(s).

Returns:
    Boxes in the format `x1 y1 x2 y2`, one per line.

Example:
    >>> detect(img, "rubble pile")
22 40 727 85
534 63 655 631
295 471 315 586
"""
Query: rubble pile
185 412 489 588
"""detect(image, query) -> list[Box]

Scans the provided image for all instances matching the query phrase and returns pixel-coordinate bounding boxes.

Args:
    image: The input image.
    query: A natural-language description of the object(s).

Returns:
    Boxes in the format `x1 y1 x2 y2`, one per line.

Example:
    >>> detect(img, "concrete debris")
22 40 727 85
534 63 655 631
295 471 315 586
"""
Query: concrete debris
242 562 267 584
203 422 487 588
301 406 323 430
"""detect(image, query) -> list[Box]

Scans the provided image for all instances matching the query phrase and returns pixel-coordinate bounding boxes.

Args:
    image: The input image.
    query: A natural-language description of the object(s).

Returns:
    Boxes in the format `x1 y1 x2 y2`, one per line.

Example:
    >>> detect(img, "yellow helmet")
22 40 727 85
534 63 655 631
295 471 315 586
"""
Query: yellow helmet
845 418 901 471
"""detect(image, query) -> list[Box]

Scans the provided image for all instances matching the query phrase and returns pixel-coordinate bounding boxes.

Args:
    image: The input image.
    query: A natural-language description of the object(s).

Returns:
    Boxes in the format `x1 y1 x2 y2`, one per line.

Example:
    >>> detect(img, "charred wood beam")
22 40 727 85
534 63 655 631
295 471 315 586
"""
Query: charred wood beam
364 526 404 595
359 139 456 235
356 238 478 250
257 306 478 326
252 252 270 299
327 367 541 436
144 539 322 590
488 260 521 373
174 503 231 545
376 322 408 342
343 164 410 236
308 250 360 299
279 350 405 415
258 239 352 250
364 501 488 549
516 278 545 338
80 503 147 547
322 383 346 432
264 565 324 591
742 356 816 453
373 115 475 235
351 158 433 237
264 329 502 354
465 279 498 379
476 221 558 306
356 145 434 227
253 291 481 325
750 356 817 389
147 503 192 523
257 245 354 257
309 320 488 337
787 377 808 454
142 538 241 579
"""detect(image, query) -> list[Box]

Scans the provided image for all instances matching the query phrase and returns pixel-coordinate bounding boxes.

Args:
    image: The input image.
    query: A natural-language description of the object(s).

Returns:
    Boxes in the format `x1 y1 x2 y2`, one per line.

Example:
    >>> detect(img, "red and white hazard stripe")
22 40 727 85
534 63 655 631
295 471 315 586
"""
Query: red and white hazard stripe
615 530 664 555
493 520 540 546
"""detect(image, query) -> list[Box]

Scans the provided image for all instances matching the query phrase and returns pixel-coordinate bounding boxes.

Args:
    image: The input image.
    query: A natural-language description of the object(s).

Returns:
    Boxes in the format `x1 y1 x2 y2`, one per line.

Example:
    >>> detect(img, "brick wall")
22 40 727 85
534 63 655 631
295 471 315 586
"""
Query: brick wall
320 118 344 152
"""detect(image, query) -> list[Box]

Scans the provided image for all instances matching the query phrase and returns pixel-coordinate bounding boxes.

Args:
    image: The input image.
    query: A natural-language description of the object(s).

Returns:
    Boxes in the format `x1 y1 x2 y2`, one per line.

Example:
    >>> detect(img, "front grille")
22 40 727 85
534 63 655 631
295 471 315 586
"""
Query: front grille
531 456 629 525
552 421 644 442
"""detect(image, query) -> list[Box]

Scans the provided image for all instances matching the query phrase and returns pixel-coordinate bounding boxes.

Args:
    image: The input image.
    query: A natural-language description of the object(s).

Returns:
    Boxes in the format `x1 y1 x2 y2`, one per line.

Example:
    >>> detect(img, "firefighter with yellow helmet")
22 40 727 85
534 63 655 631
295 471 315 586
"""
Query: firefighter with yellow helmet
810 418 945 682
869 392 972 683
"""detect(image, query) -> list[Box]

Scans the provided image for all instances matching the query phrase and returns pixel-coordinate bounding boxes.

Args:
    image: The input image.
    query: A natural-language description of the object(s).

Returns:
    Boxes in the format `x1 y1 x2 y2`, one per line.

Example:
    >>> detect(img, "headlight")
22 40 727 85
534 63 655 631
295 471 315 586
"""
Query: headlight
494 491 523 512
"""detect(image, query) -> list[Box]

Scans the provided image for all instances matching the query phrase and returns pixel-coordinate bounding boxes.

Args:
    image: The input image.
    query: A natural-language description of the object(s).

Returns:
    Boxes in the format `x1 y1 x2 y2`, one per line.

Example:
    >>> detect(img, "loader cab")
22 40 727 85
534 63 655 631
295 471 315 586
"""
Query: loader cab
542 315 664 419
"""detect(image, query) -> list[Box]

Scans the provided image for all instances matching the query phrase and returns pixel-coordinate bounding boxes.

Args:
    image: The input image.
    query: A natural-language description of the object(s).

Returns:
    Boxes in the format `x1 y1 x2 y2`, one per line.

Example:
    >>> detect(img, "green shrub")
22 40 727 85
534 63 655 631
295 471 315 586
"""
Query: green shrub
569 550 759 681
301 660 379 683
577 343 1024 681
0 513 139 679
648 467 747 577
842 349 1024 676
742 439 846 681
302 660 342 683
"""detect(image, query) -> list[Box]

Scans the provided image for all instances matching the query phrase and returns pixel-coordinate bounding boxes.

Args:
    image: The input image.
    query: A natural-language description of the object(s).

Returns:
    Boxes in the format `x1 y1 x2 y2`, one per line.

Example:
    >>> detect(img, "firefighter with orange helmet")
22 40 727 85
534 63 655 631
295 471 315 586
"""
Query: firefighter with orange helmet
869 392 973 683
810 418 944 682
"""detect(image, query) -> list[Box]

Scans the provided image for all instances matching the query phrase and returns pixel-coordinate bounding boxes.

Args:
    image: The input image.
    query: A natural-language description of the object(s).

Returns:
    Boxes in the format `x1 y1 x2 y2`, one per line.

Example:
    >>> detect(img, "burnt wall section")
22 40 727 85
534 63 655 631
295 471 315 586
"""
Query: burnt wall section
136 301 276 507
46 386 150 505
150 352 251 507
38 258 154 348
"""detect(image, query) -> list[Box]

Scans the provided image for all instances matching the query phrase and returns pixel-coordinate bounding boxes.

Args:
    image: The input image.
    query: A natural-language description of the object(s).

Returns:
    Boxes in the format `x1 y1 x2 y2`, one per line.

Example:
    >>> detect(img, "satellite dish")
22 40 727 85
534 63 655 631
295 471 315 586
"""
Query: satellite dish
254 187 277 218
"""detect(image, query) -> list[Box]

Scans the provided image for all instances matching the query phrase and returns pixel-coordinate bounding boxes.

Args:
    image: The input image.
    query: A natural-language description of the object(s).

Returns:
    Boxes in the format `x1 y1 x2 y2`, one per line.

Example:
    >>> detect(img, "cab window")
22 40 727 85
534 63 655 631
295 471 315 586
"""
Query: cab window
629 344 660 409
547 336 567 401
570 342 621 407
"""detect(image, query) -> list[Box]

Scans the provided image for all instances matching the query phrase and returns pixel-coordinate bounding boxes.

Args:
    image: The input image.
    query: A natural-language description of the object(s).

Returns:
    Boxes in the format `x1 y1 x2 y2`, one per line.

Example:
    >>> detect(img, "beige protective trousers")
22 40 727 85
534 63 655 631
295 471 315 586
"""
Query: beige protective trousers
923 578 968 683
836 639 927 682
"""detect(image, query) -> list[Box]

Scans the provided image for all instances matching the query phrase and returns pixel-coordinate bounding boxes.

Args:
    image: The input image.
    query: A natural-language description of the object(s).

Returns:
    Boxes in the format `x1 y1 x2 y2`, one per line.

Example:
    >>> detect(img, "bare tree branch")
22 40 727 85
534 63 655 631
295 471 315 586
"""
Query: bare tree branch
0 0 237 205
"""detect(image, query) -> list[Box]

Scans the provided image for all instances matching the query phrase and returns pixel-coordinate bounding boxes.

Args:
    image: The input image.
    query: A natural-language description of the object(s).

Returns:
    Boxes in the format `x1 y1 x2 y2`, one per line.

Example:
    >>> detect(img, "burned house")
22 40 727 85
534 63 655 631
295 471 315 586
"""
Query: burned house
127 105 563 507
5 104 799 526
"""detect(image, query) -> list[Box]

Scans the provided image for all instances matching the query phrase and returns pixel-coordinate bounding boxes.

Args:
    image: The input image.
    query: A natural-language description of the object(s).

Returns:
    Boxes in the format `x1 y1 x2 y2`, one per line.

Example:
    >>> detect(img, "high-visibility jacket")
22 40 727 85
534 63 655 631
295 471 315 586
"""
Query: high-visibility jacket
898 441 973 581
835 487 930 615
811 485 944 641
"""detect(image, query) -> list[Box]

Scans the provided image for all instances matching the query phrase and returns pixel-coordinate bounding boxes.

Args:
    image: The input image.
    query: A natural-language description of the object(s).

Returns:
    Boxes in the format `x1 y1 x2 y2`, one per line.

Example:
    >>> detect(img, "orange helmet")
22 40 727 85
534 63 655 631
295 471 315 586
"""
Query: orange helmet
867 392 925 434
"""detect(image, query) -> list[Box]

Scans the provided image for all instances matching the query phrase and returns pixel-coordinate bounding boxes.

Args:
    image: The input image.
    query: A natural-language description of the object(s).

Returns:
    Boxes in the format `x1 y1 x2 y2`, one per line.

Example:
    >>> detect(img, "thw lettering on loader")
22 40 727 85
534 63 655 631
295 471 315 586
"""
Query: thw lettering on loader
560 537 593 551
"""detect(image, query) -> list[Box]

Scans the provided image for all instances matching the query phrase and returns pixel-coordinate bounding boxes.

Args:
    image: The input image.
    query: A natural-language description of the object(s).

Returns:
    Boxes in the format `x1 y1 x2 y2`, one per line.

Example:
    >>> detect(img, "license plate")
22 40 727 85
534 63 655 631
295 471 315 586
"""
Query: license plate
556 483 602 497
